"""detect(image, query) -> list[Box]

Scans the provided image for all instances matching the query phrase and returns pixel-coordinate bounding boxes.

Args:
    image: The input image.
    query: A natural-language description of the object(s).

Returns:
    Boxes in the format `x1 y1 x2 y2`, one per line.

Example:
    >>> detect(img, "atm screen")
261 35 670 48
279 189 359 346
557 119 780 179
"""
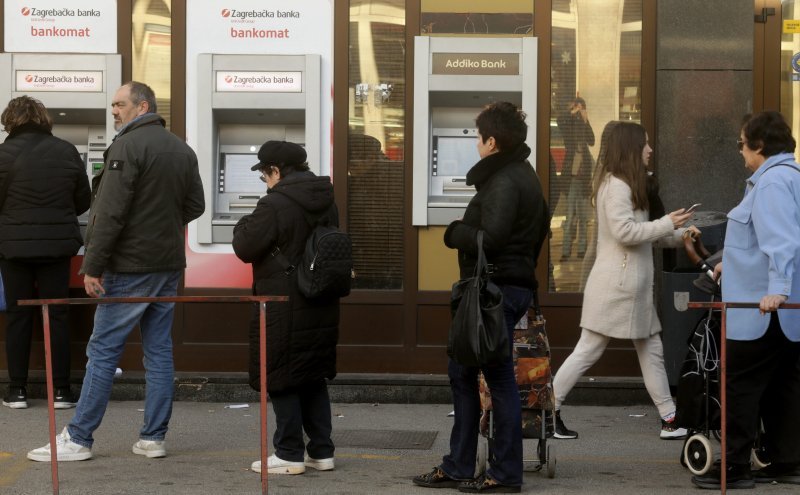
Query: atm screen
221 154 263 193
433 136 480 176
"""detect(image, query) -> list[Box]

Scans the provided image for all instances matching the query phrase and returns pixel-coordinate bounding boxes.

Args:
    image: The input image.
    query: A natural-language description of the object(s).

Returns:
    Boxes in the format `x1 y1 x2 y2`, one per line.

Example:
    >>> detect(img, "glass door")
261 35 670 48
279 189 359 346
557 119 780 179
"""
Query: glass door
759 0 800 160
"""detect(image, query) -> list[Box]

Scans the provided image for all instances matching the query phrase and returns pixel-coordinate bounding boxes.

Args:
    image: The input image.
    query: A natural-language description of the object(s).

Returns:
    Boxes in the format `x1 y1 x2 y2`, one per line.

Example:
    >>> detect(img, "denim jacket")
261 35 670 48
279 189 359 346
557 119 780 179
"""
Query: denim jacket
722 152 800 341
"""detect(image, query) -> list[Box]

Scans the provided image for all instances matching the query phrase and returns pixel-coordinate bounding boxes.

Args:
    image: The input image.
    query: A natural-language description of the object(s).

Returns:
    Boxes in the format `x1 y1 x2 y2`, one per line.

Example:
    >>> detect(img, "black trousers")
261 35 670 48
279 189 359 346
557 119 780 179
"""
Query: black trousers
727 313 800 465
269 379 335 462
1 258 72 389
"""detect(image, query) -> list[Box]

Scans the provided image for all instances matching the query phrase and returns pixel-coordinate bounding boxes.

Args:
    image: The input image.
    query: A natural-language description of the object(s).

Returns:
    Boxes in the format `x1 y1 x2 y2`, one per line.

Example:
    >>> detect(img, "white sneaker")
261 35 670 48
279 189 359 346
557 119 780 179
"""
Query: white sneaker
251 454 305 475
27 427 92 462
304 455 335 471
132 439 166 458
660 419 688 440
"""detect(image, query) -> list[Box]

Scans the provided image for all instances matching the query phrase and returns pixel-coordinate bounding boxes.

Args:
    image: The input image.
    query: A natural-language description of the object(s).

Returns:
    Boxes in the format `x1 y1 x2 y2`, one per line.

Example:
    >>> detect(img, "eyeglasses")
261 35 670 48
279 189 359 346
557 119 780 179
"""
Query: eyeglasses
736 139 745 151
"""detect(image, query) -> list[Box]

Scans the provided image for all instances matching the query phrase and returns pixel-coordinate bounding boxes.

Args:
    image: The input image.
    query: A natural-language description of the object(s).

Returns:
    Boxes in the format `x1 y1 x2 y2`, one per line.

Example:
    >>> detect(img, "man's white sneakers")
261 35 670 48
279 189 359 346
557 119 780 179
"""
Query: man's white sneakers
132 439 166 458
251 454 306 475
305 455 335 471
27 427 92 462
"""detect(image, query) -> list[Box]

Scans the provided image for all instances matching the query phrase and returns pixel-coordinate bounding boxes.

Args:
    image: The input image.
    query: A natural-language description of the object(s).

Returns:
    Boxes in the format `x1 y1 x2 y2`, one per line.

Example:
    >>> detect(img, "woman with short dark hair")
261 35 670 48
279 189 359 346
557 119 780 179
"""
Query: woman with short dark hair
414 101 550 493
0 95 90 409
691 111 800 489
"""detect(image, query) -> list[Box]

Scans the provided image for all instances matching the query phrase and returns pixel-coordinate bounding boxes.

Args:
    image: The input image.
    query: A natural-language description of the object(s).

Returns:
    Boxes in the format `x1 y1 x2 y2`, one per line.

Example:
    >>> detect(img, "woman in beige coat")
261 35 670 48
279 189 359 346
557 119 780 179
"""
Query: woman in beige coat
552 122 697 440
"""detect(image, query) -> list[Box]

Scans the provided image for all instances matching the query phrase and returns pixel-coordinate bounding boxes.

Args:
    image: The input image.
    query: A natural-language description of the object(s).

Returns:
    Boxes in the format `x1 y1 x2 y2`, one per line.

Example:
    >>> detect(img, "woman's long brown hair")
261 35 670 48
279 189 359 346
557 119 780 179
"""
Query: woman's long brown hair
591 121 649 211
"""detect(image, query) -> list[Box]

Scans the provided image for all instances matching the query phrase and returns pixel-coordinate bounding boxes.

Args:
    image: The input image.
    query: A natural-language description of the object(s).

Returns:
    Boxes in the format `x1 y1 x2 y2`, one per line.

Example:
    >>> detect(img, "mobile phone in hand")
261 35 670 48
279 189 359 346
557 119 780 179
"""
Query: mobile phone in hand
685 203 702 214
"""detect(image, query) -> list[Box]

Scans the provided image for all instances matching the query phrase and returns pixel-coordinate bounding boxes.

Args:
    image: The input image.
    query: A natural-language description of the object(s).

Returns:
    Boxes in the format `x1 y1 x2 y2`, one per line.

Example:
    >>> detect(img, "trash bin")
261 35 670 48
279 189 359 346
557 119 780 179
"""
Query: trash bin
660 211 727 387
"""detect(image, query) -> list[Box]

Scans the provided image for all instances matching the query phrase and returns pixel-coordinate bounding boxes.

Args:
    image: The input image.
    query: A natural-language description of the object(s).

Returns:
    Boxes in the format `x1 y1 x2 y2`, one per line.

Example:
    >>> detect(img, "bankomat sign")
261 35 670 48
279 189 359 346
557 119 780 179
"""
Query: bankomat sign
431 53 520 76
4 0 117 53
213 5 301 39
216 71 302 93
16 70 104 92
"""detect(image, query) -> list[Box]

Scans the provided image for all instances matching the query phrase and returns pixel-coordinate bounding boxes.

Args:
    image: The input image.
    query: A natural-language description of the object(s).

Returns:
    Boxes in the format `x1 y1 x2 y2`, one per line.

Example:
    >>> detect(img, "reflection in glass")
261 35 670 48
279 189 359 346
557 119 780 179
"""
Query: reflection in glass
781 0 800 162
348 1 405 290
420 0 533 36
549 0 643 293
132 0 172 129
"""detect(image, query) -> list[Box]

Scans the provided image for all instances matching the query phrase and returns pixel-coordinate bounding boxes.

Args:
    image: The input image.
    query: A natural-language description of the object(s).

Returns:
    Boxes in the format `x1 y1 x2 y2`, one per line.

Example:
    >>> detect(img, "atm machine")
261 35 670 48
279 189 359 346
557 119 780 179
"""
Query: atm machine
0 53 121 231
412 37 537 226
195 53 321 245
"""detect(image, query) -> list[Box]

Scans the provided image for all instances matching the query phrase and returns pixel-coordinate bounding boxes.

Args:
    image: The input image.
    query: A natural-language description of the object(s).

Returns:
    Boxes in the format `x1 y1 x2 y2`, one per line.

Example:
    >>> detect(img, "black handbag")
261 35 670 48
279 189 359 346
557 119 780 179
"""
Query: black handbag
447 231 509 367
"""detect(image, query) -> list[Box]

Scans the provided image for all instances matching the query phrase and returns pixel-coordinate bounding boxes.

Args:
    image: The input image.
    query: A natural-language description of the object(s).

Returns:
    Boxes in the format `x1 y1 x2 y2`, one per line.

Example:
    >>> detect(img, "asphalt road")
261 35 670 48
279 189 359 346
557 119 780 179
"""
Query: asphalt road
0 401 796 494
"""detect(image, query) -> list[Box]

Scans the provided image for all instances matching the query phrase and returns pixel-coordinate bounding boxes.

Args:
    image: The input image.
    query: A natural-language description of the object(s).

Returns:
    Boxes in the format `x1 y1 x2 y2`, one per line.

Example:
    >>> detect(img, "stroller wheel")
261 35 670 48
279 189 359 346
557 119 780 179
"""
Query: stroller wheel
546 444 556 479
751 420 770 469
684 434 713 476
475 436 489 477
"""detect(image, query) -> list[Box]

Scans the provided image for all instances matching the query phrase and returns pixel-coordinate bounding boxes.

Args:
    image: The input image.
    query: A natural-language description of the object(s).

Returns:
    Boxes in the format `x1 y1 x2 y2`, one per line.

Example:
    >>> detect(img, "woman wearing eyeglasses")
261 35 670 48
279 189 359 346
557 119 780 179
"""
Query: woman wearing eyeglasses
552 122 697 441
232 140 339 476
691 111 800 489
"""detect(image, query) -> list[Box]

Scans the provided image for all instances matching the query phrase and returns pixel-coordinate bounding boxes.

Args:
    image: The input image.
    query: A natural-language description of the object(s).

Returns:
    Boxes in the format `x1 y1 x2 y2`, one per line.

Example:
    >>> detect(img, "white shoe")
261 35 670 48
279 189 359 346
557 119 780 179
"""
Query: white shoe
27 427 92 462
133 439 166 458
660 419 688 440
251 454 305 475
305 455 335 471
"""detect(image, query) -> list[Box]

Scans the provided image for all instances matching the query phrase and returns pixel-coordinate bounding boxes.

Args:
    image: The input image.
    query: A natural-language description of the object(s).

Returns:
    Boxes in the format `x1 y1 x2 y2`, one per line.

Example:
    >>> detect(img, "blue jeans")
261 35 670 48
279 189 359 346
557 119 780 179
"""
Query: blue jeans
68 271 181 448
440 284 532 486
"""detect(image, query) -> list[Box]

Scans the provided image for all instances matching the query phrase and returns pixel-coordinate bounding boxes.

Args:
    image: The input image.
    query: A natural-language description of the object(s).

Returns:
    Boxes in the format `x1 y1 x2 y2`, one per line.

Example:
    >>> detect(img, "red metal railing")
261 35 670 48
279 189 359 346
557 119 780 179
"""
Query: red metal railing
18 295 288 495
687 301 800 495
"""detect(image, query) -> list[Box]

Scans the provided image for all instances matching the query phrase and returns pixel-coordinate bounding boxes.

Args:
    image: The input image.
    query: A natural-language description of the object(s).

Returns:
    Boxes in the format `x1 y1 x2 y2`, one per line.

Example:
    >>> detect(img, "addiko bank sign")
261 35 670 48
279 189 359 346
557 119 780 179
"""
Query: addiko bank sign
3 0 116 53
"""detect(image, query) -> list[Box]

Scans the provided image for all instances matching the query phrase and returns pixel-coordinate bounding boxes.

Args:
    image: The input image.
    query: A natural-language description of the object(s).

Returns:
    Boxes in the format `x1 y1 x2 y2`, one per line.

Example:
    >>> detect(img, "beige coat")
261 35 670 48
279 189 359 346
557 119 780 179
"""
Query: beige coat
580 175 683 339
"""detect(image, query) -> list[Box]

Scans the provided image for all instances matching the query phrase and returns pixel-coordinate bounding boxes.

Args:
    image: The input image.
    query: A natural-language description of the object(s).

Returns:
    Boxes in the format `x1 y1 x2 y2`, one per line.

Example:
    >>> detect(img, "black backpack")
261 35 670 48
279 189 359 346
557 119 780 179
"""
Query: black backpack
296 222 353 299
270 195 353 299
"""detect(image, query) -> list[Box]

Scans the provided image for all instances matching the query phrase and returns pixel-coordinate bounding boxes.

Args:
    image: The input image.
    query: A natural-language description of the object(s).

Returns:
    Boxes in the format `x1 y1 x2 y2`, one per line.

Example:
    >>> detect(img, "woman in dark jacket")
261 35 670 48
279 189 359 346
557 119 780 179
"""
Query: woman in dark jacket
232 140 338 476
414 102 550 493
0 96 90 409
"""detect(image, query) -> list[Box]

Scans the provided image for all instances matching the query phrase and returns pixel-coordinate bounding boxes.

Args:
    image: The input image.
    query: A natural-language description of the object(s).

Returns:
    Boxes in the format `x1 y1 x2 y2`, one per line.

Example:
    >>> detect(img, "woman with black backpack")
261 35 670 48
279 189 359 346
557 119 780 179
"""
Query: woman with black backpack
232 140 339 476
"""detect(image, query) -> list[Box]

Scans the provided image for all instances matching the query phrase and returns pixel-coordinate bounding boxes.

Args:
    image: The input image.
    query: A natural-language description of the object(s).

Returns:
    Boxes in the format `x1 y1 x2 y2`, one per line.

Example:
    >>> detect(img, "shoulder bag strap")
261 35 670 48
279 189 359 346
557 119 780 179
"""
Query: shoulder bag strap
766 162 800 174
267 190 316 275
475 230 489 279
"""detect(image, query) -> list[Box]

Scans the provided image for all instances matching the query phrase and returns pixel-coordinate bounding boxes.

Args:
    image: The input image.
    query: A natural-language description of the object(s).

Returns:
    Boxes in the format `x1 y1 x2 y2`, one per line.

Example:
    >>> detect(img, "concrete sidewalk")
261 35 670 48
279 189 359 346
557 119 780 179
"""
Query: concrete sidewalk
0 401 795 495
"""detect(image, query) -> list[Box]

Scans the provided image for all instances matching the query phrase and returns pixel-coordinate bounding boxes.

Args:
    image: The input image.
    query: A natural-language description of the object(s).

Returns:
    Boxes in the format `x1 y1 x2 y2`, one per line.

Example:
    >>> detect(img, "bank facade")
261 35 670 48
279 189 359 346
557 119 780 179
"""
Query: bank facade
0 0 792 382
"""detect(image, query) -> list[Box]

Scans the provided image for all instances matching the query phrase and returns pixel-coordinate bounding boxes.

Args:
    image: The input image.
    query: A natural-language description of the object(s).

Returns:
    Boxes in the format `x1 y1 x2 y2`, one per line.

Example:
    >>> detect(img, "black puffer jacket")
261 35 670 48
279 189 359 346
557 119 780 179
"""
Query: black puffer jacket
444 143 550 289
232 170 339 393
0 125 90 259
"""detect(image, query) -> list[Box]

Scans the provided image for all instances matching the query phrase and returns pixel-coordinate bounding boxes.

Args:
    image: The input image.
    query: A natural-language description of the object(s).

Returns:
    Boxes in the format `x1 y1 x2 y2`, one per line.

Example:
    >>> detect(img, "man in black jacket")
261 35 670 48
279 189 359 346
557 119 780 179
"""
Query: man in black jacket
414 102 550 493
28 81 205 462
0 96 90 410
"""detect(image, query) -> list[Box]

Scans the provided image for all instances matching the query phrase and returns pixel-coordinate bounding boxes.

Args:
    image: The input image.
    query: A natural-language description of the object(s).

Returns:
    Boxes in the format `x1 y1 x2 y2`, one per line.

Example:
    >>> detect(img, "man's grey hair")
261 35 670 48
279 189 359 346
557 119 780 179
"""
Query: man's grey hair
125 81 157 114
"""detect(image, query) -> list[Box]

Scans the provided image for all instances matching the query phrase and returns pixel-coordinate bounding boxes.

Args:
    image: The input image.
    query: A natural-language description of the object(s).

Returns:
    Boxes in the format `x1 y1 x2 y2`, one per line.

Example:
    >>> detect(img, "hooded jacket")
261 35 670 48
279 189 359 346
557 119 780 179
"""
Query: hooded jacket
0 125 90 259
444 143 550 289
232 170 339 393
81 113 205 276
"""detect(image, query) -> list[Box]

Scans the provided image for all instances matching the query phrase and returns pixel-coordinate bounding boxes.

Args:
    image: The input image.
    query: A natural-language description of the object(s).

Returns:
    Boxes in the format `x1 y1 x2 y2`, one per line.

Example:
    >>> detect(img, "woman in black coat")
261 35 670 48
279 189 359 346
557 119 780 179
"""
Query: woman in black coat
232 140 338 476
414 102 550 492
0 96 90 410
